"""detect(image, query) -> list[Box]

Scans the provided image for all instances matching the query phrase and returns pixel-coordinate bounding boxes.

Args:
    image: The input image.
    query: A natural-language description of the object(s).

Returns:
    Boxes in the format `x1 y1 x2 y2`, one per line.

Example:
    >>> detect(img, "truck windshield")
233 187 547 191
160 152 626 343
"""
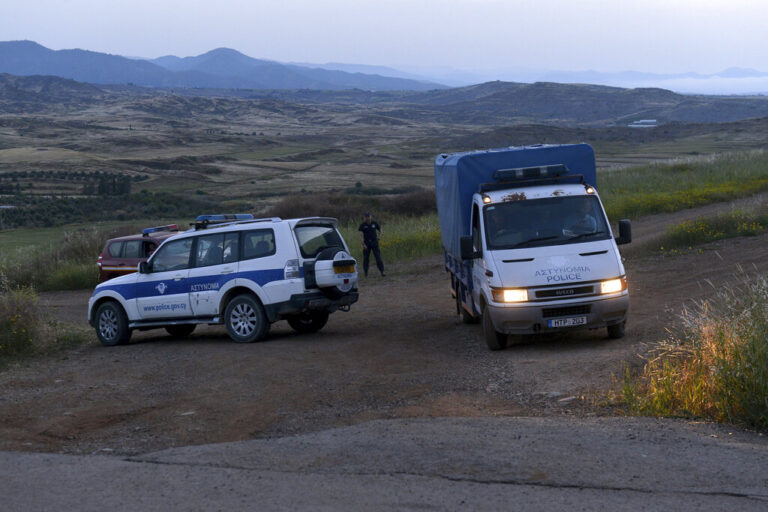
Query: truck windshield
294 225 344 258
483 195 610 250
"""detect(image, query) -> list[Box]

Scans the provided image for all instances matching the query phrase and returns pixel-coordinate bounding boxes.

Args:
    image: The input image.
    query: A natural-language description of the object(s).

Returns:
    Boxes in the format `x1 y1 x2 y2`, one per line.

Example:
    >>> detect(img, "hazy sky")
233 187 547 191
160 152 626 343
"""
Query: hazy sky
1 0 766 74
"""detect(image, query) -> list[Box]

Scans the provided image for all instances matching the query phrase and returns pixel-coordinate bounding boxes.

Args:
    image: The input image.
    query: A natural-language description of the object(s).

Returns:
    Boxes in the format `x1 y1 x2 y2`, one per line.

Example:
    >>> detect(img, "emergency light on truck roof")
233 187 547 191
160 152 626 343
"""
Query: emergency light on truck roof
493 164 569 181
141 224 179 236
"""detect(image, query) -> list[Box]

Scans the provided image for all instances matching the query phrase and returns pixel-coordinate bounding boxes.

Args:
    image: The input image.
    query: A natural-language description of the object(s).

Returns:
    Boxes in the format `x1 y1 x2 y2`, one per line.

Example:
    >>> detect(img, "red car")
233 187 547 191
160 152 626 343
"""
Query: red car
97 224 179 282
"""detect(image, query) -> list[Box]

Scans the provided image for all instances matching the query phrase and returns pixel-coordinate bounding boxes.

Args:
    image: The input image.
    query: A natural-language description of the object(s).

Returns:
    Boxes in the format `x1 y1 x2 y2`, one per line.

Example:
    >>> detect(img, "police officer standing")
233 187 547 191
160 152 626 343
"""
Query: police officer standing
358 212 385 277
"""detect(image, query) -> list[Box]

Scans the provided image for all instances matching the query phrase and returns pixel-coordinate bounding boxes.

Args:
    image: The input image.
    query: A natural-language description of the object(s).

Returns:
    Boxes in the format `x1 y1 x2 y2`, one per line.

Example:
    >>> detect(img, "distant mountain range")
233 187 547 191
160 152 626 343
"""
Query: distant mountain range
0 41 445 91
4 72 768 125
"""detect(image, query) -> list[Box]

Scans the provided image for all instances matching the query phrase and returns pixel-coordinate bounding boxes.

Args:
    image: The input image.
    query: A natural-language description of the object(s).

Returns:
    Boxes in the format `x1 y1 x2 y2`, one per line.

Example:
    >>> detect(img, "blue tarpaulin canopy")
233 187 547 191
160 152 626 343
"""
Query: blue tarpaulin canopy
434 144 596 258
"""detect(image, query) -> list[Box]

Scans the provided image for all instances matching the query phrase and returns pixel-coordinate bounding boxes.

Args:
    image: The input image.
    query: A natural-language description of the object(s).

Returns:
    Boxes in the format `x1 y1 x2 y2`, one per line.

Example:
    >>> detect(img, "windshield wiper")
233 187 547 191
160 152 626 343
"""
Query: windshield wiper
567 230 605 242
511 235 559 248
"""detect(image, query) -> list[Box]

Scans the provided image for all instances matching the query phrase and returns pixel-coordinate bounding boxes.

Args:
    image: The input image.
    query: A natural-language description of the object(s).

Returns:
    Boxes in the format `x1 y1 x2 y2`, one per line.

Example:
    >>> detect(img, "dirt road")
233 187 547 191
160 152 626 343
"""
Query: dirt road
2 215 768 456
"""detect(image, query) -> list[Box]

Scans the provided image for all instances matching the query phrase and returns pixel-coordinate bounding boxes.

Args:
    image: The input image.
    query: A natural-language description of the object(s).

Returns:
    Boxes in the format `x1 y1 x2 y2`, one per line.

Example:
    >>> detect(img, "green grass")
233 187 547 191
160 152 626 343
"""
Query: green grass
599 150 768 220
621 276 768 430
340 215 442 264
657 209 767 252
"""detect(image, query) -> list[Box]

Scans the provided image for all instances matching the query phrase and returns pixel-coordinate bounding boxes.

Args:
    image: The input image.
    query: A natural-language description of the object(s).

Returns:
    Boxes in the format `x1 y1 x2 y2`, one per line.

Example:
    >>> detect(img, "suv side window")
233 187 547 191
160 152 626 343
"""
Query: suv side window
195 234 224 267
123 240 142 259
242 229 276 260
223 233 239 264
152 238 193 272
108 241 124 258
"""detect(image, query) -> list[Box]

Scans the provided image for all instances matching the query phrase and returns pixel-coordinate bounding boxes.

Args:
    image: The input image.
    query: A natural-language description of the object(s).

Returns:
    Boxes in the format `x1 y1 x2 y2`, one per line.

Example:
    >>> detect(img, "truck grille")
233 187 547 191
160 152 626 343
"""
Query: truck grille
542 305 591 318
535 285 594 299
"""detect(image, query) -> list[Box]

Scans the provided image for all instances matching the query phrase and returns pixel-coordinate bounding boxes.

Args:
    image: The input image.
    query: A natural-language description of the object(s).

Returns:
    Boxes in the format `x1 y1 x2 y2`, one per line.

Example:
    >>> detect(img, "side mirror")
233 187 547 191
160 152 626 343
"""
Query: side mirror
460 236 479 260
615 219 632 245
139 261 150 274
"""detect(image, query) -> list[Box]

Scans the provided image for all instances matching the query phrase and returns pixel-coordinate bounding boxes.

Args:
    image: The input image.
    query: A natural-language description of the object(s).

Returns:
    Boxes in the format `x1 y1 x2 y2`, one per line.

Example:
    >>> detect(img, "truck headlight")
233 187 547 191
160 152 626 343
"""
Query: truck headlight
600 277 627 294
492 288 528 303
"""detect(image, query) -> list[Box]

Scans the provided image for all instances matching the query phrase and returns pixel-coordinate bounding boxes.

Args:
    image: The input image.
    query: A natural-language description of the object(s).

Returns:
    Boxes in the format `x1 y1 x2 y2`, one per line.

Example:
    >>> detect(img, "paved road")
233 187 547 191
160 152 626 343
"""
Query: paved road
3 417 767 511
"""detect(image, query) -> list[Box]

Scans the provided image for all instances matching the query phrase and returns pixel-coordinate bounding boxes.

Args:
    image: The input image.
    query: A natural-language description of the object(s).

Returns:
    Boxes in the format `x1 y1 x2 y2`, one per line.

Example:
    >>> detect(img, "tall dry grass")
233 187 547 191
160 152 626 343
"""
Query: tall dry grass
622 275 768 430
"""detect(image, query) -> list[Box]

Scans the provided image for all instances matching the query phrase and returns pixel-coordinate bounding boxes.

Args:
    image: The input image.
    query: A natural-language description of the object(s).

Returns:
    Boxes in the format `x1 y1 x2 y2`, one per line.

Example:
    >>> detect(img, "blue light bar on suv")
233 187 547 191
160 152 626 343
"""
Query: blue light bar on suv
142 224 179 236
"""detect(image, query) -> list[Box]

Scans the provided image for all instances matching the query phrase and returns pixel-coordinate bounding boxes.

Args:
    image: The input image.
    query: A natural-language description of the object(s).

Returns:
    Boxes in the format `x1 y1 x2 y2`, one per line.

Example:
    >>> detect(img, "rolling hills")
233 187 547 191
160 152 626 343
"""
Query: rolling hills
0 41 443 91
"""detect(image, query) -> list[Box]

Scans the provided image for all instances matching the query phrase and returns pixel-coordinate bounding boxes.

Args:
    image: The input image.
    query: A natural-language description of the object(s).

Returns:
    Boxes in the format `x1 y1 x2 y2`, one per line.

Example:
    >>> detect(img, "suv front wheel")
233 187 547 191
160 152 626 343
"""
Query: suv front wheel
224 294 269 343
95 301 131 346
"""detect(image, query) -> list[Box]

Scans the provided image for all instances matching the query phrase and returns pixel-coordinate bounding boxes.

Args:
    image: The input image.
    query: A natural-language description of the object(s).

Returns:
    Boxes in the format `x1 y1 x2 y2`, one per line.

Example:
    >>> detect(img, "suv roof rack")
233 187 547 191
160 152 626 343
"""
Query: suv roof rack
192 214 284 231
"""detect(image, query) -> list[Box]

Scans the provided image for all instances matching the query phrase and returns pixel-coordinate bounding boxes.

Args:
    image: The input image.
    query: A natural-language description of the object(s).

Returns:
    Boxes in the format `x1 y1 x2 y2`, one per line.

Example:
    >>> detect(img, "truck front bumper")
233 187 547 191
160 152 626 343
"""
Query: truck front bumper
487 293 629 335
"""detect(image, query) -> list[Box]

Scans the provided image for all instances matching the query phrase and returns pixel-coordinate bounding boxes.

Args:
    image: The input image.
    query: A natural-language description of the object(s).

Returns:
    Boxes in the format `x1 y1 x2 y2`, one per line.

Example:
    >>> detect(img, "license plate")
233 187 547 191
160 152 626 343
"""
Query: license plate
334 265 354 274
548 316 587 328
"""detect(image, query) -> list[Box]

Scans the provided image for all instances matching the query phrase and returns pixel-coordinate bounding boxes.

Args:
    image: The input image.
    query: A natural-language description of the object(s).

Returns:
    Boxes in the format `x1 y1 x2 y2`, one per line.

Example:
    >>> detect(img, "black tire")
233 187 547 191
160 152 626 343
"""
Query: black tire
224 294 269 343
95 301 131 347
287 311 330 334
482 303 507 351
607 321 625 339
165 324 196 338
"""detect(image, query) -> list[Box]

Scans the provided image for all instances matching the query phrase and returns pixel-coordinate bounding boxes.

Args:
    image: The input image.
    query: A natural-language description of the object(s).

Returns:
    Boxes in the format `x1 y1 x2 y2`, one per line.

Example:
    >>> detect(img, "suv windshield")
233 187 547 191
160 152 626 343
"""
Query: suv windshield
483 195 609 250
294 225 344 258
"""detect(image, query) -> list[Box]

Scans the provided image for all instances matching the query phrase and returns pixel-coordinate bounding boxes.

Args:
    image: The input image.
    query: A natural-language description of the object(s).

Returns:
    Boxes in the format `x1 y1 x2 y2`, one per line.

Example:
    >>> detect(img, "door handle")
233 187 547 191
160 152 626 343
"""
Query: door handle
220 267 234 274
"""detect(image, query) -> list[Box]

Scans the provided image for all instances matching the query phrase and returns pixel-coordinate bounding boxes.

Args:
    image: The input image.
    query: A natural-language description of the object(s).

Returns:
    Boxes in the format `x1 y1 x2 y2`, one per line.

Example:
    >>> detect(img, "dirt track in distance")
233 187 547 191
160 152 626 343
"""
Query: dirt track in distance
2 205 768 456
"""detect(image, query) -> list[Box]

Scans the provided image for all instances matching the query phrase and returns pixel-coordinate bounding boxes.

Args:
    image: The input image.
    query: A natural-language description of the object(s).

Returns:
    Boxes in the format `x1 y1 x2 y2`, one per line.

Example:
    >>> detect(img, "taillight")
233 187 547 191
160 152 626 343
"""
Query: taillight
284 259 300 279
97 254 103 268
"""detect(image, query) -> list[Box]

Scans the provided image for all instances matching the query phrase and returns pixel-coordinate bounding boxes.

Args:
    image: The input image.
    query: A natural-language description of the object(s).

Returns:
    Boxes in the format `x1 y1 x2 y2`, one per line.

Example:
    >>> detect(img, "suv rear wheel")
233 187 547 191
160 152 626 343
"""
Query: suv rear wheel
95 301 131 346
224 294 269 343
287 311 330 334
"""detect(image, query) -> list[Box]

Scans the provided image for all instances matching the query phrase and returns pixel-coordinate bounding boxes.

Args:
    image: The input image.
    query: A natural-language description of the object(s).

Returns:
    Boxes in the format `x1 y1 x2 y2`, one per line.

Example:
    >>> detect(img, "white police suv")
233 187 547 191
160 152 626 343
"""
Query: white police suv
88 214 359 345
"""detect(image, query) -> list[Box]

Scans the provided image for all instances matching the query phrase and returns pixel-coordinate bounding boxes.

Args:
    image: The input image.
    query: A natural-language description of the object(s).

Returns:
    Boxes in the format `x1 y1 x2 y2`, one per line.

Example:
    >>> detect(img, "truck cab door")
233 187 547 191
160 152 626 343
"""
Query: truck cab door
469 204 485 315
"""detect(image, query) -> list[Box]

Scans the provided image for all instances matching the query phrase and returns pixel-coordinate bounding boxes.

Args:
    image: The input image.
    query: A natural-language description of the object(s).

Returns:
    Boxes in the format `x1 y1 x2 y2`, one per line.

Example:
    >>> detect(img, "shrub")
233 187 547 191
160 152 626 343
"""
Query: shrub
1 224 145 290
622 276 768 430
264 188 436 224
0 284 40 358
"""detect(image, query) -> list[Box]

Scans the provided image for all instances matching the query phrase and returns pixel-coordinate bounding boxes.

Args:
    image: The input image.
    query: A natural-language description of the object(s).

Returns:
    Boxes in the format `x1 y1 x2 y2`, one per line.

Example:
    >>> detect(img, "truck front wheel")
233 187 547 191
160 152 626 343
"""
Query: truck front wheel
482 303 507 351
607 321 625 339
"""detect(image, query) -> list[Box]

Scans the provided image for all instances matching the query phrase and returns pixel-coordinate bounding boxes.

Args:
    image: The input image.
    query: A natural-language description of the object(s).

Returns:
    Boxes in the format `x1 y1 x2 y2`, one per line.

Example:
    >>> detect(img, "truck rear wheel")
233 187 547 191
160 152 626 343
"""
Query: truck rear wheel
287 311 330 334
224 294 269 343
455 282 478 324
482 303 507 350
